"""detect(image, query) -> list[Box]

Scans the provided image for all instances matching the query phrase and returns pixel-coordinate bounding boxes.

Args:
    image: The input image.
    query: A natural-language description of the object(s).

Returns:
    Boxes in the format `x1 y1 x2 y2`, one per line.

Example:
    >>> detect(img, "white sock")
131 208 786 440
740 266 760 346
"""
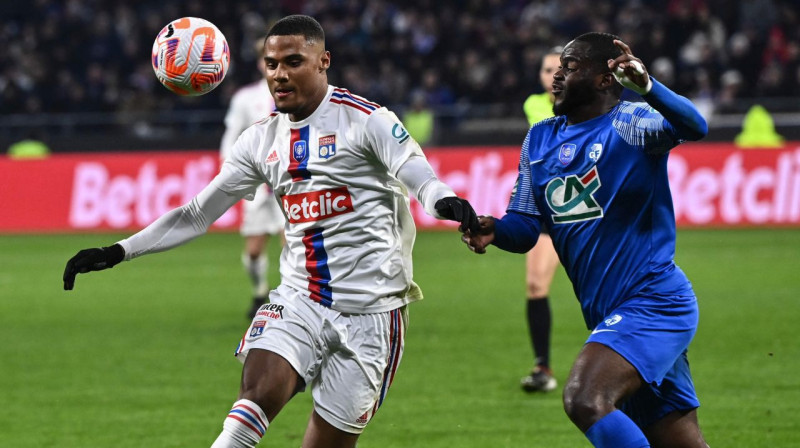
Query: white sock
210 399 269 448
242 254 269 298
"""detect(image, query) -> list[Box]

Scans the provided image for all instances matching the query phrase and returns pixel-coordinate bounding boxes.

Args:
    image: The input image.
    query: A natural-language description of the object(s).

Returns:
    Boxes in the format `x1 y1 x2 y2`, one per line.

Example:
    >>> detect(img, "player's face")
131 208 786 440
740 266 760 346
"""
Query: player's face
552 41 601 117
264 35 330 121
539 53 561 95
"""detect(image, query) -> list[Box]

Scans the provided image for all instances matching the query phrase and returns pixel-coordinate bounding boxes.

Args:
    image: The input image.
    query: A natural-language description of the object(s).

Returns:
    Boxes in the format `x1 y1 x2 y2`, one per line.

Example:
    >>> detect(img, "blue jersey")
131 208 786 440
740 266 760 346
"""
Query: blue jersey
502 80 707 328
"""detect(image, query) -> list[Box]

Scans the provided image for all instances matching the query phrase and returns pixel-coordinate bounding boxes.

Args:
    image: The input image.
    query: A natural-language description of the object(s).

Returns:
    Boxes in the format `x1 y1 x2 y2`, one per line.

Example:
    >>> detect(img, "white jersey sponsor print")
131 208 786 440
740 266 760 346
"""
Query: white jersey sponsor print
214 86 424 313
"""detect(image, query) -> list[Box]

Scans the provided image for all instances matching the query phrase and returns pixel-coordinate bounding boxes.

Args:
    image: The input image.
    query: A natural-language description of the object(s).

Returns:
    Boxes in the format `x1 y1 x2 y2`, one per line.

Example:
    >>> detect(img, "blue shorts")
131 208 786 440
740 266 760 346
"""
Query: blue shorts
586 294 700 428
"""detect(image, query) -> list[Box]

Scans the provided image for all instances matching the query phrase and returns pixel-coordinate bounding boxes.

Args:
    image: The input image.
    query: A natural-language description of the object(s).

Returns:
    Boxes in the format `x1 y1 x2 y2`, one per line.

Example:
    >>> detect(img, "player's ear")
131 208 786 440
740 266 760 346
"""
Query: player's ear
319 50 331 73
596 71 615 91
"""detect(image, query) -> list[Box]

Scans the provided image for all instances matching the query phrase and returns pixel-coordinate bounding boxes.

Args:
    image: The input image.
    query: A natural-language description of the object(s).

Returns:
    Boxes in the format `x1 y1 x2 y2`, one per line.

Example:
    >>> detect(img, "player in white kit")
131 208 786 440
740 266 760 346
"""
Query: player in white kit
220 38 285 317
63 15 478 448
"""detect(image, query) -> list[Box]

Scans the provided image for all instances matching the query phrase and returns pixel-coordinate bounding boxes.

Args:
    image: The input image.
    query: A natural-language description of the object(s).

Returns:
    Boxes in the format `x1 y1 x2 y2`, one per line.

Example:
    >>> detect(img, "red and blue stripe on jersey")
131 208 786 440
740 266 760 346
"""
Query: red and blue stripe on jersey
288 125 311 181
302 227 334 307
330 88 379 115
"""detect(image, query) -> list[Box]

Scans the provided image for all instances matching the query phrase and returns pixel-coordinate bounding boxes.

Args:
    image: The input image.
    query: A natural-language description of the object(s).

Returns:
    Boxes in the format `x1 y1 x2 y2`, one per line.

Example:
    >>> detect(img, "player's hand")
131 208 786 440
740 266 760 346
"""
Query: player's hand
63 244 125 290
434 196 480 233
608 39 652 95
461 216 496 254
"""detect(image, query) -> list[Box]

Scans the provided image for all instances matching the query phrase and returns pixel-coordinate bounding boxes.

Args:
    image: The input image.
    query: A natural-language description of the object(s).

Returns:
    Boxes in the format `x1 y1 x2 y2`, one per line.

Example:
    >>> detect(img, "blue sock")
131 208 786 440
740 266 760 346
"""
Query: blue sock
584 410 650 448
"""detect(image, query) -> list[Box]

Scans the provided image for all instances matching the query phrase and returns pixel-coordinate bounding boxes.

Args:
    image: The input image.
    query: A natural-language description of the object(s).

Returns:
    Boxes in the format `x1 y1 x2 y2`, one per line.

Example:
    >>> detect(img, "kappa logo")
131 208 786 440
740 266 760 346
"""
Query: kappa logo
265 150 279 164
545 166 604 224
318 135 336 159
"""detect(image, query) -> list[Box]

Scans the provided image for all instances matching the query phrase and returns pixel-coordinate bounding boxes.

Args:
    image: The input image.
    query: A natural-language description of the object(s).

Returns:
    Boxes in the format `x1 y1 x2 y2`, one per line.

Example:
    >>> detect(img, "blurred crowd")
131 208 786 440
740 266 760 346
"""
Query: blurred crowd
1 0 799 119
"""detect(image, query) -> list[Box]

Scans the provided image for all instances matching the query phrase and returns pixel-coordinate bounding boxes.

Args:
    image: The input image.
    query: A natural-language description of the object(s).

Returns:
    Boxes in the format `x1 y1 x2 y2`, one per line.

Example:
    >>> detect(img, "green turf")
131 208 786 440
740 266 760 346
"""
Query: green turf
1 229 799 447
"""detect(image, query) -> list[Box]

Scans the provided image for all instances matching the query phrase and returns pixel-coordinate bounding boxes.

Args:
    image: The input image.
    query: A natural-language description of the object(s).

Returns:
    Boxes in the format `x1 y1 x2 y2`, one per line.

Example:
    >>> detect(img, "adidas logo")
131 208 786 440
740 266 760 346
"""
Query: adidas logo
356 412 369 424
265 150 279 164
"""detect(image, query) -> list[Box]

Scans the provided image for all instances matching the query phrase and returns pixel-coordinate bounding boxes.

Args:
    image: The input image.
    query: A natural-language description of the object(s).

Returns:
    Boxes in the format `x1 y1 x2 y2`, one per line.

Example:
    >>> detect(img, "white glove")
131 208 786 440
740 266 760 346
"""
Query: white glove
612 60 652 95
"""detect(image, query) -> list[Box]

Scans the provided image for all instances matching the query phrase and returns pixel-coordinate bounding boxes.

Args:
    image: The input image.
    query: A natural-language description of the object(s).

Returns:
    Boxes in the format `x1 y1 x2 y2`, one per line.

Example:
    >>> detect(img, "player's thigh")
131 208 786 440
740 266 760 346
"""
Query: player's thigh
235 286 326 418
302 410 360 448
244 234 267 256
565 342 643 409
312 307 406 435
644 409 708 448
525 234 559 290
588 298 700 428
239 349 303 422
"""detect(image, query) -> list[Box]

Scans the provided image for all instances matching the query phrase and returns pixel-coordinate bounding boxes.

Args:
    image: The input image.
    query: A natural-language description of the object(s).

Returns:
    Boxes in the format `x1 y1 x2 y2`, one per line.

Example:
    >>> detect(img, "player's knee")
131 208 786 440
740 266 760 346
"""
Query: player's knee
563 384 613 431
526 281 550 298
244 249 262 260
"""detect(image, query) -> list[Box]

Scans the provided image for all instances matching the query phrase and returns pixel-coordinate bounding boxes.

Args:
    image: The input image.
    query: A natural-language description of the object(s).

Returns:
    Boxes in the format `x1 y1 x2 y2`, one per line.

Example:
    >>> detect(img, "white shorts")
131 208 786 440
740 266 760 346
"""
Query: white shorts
235 284 407 434
240 185 285 236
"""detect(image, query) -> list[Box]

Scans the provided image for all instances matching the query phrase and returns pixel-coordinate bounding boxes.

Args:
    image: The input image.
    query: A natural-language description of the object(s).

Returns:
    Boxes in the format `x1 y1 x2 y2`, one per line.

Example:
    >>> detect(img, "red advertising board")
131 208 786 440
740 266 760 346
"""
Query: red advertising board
1 143 799 233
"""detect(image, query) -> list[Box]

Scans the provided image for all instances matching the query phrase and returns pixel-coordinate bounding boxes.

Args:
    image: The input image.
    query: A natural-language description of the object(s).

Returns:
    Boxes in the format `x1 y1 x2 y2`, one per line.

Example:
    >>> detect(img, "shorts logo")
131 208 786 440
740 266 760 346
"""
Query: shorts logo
356 412 369 424
559 143 577 165
588 143 603 162
318 135 336 159
282 186 355 223
591 313 623 335
250 320 266 337
292 140 308 162
545 166 604 224
255 304 284 320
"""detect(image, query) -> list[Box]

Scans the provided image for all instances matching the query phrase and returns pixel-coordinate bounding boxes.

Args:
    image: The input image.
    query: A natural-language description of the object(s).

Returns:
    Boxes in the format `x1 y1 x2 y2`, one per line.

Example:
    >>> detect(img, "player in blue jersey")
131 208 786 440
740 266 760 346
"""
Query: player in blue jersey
462 33 709 447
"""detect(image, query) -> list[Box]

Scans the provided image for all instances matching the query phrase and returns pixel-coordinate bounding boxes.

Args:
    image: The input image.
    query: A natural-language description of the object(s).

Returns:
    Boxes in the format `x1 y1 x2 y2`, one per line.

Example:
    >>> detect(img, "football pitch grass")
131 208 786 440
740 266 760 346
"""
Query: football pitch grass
1 229 799 447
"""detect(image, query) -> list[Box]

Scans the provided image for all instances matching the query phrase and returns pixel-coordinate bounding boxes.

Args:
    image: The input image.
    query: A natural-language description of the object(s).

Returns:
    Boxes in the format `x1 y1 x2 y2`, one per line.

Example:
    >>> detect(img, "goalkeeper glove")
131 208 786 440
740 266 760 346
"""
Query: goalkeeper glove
434 196 479 233
63 244 125 290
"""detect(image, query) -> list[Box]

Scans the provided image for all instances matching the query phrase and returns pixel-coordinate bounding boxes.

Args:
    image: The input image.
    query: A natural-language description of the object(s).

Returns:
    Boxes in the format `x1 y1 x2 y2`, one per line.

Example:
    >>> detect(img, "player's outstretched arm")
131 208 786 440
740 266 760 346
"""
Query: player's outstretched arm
63 183 241 290
395 155 479 232
609 39 707 141
63 244 125 290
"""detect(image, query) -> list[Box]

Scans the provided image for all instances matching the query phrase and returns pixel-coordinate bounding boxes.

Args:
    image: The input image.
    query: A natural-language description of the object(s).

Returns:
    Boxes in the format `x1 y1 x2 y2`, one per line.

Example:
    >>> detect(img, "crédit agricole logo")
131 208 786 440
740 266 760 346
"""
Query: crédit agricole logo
545 167 604 223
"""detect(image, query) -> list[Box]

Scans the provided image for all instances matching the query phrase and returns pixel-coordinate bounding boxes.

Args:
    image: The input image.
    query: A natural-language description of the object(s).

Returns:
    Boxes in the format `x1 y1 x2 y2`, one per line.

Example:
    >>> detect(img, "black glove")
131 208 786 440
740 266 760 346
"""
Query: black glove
434 196 479 233
63 244 125 290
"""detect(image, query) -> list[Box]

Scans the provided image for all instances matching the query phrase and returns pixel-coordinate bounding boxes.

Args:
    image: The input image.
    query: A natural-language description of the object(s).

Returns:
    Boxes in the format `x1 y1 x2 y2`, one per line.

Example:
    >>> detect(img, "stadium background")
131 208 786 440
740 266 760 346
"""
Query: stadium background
1 1 800 447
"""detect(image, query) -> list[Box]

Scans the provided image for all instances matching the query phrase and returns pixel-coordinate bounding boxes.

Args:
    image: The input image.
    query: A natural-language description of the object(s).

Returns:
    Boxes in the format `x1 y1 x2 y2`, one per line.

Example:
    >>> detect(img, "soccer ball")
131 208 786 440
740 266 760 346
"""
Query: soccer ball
151 17 230 96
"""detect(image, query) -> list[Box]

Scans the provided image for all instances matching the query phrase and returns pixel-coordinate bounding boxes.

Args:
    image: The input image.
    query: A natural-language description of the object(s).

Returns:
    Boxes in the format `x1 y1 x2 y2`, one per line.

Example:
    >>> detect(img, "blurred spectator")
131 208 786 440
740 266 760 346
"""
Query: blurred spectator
0 0 798 123
403 91 434 146
7 130 50 159
735 104 785 148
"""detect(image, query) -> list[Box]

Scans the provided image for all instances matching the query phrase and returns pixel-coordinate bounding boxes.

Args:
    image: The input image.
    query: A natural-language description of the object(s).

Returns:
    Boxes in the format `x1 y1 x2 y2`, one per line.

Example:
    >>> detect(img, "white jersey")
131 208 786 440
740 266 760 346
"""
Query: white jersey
213 85 428 313
220 79 274 160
